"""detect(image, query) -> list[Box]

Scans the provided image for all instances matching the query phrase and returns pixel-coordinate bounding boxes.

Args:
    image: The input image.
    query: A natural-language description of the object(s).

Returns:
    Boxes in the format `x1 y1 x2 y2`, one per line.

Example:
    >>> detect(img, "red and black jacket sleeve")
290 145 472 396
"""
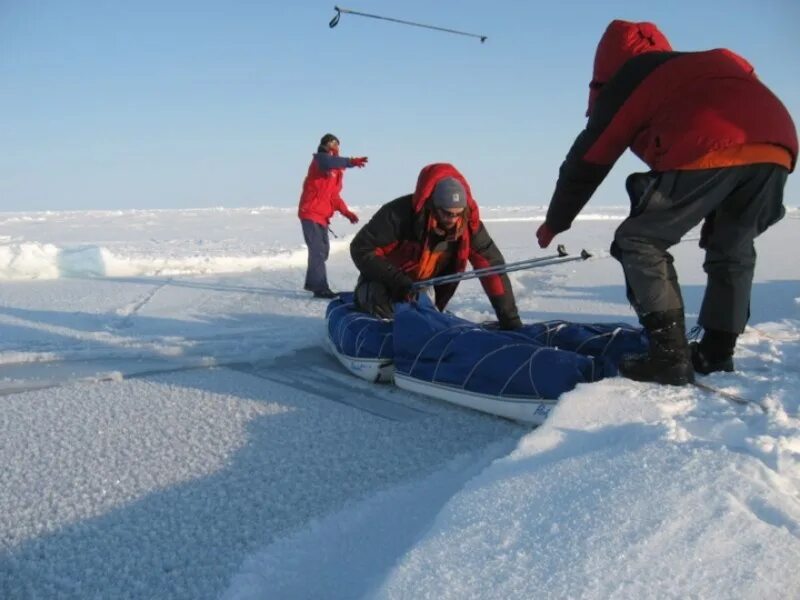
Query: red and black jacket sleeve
467 222 522 329
546 52 680 233
350 195 417 295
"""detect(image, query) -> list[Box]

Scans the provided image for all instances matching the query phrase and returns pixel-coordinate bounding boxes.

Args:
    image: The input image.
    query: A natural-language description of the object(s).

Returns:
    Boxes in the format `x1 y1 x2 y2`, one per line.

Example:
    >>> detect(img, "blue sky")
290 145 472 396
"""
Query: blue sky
1 0 798 211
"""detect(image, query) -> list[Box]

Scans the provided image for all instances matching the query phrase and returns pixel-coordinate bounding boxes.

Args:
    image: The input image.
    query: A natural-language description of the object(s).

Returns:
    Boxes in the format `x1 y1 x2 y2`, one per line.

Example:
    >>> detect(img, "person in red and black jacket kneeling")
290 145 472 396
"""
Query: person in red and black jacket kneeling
350 163 522 330
538 20 797 385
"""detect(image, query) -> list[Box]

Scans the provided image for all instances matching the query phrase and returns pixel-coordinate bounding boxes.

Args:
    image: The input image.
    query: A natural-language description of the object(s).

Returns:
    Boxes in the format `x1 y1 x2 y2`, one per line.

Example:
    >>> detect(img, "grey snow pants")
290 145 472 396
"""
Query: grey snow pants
611 163 788 334
301 219 330 292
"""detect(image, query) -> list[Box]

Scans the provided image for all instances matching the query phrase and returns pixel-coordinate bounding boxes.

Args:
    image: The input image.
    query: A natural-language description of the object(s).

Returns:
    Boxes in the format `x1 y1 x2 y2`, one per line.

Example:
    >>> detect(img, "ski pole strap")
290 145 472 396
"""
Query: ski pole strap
329 6 488 43
328 226 338 239
412 246 591 290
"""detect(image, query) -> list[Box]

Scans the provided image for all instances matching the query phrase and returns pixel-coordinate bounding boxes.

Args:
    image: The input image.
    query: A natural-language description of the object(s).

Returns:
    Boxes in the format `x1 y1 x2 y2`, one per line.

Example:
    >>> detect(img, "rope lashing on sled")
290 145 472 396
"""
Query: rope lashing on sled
526 321 612 356
329 6 488 43
330 303 392 358
526 321 569 346
431 325 485 383
599 327 625 356
523 323 632 383
409 323 486 378
512 347 549 398
407 323 551 399
353 318 392 357
464 343 548 398
573 326 630 356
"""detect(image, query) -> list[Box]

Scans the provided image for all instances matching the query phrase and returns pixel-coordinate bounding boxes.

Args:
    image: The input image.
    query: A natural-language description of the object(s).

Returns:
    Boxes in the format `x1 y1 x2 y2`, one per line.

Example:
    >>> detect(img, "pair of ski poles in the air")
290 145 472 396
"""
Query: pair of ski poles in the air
329 6 488 43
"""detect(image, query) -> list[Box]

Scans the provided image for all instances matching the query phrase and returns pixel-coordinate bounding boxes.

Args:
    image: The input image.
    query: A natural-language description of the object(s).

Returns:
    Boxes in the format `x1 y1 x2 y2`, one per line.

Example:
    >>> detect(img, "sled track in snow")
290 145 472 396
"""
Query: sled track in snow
0 348 770 417
111 279 172 329
0 347 436 422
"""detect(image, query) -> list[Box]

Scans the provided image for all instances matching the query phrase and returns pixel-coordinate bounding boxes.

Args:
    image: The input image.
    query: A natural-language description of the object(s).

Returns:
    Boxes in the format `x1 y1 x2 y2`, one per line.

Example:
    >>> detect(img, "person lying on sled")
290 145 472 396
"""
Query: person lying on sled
349 162 522 330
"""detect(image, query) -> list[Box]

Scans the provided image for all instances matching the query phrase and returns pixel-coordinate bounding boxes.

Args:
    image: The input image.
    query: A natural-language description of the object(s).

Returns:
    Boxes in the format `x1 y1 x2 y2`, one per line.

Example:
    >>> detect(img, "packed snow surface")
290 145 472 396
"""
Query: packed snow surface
1 206 798 599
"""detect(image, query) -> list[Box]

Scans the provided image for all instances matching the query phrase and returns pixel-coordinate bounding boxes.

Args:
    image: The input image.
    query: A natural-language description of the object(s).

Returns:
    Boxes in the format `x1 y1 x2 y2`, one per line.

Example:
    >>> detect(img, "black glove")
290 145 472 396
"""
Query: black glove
482 316 523 331
499 316 523 331
372 300 394 320
389 272 415 302
366 283 395 320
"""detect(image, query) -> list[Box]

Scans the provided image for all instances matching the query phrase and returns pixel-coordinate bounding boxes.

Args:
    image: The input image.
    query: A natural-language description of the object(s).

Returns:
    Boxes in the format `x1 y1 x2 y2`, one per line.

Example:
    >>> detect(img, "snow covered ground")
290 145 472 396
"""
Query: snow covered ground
1 205 798 599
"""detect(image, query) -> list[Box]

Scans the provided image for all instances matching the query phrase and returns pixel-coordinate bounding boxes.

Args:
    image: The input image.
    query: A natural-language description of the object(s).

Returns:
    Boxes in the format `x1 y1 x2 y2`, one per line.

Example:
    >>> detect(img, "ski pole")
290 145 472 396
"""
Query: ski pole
413 245 569 289
416 250 592 288
328 226 339 239
413 247 592 290
329 6 488 43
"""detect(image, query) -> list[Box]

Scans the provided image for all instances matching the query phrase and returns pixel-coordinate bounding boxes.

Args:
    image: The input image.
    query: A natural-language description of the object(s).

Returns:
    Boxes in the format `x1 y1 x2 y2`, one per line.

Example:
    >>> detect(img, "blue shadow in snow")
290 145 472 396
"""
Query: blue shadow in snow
0 302 523 599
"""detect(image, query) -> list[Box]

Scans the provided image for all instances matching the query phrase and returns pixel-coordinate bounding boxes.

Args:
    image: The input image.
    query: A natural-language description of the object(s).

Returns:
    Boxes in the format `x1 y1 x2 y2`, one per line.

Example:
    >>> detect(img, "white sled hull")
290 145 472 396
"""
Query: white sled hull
325 336 394 383
393 373 555 425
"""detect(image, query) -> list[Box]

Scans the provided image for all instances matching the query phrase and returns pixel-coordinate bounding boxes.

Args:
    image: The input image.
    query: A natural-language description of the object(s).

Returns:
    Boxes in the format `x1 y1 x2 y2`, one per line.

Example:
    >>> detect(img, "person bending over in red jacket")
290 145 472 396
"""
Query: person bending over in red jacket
298 133 368 299
537 20 796 386
350 163 522 330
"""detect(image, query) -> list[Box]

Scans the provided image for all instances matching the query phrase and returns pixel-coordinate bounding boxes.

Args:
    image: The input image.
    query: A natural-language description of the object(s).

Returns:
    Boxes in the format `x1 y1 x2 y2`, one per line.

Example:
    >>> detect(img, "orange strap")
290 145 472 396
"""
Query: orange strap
679 143 792 170
416 246 446 281
415 214 463 281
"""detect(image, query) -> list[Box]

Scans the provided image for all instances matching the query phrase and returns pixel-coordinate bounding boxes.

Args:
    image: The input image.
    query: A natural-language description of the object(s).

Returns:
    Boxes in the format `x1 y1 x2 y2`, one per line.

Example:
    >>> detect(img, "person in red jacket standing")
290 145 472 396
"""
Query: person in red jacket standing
536 20 796 386
299 133 368 299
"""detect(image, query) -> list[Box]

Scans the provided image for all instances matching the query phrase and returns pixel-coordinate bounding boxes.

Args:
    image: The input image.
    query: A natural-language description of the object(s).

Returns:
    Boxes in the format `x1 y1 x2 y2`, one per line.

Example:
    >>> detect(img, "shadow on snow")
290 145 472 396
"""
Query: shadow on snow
0 285 523 599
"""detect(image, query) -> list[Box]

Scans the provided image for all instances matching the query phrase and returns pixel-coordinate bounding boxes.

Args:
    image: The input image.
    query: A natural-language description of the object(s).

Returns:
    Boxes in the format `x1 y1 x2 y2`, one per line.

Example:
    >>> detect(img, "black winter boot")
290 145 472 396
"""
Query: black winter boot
619 309 695 386
690 328 737 374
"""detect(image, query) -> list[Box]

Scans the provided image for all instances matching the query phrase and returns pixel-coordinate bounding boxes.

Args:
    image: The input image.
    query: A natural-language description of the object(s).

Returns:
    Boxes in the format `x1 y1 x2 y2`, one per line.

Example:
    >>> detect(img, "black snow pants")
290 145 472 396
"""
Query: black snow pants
611 163 788 334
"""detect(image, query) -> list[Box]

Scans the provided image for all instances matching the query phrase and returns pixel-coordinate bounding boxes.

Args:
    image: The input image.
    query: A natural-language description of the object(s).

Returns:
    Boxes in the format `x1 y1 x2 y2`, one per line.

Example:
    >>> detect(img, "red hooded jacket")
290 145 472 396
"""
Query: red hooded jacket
298 152 354 227
586 20 672 117
350 163 521 326
546 20 797 233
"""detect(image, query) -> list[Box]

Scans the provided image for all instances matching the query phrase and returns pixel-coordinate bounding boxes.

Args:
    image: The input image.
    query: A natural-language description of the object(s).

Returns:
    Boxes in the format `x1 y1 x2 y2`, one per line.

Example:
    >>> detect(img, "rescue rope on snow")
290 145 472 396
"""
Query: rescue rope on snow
329 6 488 43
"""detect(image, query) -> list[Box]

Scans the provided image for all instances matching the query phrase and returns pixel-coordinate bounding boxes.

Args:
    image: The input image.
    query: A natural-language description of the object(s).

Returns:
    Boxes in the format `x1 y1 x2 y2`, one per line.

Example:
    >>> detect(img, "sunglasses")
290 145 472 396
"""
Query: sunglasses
435 207 465 221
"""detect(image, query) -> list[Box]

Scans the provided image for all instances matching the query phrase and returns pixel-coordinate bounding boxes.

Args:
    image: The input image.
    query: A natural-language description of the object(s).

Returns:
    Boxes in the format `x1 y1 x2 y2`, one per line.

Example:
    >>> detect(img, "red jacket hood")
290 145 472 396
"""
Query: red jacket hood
587 20 672 116
411 163 480 233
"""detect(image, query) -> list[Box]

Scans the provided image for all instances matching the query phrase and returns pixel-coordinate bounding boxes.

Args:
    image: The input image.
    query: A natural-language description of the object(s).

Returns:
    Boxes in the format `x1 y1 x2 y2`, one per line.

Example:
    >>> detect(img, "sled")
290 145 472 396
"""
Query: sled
392 373 557 424
325 297 394 383
325 293 648 424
